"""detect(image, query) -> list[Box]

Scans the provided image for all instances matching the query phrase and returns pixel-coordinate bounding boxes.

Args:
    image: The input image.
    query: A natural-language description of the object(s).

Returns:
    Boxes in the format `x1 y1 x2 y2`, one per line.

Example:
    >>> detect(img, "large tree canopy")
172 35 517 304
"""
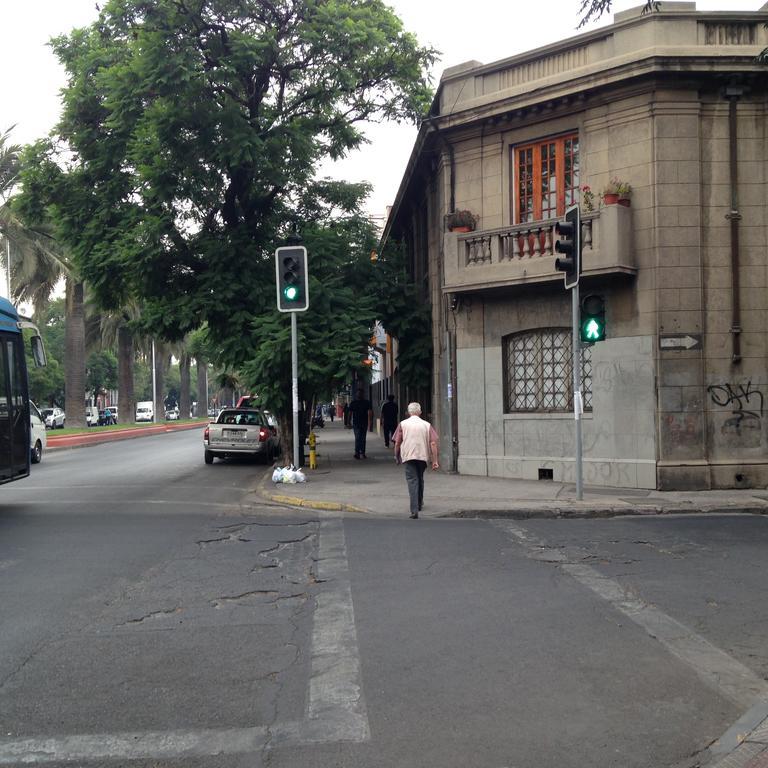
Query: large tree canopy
19 0 436 351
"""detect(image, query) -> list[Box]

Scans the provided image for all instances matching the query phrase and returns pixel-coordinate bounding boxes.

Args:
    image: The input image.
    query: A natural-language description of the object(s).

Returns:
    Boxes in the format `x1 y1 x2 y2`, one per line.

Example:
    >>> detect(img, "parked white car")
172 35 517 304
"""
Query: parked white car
135 401 154 422
41 406 65 429
30 403 47 464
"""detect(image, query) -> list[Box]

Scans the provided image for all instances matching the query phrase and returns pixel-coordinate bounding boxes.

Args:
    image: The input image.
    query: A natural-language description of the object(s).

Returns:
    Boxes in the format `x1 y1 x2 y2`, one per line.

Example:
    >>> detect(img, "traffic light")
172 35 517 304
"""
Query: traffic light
275 246 309 312
554 205 581 289
580 294 606 343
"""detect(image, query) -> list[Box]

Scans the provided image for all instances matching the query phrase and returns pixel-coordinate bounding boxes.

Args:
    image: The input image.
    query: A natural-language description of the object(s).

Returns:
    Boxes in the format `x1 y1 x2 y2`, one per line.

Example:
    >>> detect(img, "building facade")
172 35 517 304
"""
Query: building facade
380 2 768 490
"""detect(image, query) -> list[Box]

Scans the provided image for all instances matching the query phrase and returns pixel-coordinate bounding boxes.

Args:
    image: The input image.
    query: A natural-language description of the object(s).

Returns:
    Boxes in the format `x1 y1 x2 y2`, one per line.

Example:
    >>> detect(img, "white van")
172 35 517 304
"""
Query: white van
135 401 154 422
86 406 99 427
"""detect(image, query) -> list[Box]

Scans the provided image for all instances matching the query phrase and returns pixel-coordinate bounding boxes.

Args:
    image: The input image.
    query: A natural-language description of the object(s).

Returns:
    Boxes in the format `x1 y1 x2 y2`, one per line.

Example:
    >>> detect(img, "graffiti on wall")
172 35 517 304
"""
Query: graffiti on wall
707 380 764 444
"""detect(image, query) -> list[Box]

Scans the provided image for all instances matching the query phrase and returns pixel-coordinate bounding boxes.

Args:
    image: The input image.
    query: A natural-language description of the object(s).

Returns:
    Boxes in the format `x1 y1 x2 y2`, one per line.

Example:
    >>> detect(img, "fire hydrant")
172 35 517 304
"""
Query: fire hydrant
308 431 317 470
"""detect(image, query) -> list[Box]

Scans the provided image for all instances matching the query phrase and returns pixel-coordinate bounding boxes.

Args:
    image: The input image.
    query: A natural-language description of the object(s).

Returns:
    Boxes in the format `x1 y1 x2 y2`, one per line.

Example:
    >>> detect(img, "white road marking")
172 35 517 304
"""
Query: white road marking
0 515 369 763
494 521 768 709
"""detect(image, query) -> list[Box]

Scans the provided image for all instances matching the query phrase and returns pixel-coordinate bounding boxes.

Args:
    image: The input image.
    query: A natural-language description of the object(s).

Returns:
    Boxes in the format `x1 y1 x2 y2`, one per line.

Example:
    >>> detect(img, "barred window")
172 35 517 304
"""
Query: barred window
504 329 592 413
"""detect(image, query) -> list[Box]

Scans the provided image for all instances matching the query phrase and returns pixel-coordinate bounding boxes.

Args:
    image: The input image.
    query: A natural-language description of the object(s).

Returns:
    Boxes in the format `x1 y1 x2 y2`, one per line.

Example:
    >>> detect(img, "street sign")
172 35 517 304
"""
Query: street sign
659 334 701 351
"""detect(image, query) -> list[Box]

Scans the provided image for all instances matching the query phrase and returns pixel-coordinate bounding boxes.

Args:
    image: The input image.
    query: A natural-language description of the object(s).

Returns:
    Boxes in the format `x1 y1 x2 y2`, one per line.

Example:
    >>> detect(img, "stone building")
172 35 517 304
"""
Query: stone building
379 2 768 490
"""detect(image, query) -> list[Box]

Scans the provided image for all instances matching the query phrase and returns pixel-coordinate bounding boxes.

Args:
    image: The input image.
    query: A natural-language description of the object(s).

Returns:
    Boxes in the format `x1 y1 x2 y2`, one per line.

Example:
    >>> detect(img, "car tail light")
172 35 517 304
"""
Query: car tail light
259 426 269 442
204 427 209 443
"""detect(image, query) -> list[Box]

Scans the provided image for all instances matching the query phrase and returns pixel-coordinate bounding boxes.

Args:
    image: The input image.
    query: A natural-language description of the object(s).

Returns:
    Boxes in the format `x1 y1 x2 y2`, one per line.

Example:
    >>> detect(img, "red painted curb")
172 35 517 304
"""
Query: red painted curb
46 421 207 450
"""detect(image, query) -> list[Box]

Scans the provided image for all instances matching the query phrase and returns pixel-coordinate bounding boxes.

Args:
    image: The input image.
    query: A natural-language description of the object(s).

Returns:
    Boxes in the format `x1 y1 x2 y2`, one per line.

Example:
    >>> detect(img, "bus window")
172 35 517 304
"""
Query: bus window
6 338 29 480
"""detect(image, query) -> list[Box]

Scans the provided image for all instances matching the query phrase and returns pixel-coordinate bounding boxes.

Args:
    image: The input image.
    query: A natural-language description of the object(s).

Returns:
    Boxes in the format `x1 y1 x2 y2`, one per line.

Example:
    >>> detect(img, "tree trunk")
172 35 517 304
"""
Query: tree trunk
196 357 207 418
153 341 166 416
117 324 135 425
278 412 293 466
179 352 191 419
64 278 86 428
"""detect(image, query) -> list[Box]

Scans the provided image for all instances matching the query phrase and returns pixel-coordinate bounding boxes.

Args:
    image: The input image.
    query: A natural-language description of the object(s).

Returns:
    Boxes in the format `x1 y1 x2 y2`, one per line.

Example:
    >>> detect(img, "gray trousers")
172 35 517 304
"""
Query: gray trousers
404 460 427 514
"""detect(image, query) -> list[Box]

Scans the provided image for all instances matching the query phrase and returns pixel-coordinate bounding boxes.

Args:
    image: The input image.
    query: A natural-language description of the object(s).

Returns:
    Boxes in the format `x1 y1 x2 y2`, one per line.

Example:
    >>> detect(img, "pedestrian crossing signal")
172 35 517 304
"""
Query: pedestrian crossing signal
580 294 606 343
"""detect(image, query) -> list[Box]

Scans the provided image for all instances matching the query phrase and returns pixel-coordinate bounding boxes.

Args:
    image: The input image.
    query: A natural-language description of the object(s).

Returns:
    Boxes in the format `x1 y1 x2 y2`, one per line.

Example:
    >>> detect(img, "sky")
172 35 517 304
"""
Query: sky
1 0 758 219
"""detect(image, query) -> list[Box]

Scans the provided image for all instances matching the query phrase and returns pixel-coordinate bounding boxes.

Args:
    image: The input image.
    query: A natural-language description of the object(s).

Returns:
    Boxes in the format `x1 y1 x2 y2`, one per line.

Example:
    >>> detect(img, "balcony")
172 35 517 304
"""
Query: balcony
443 204 635 294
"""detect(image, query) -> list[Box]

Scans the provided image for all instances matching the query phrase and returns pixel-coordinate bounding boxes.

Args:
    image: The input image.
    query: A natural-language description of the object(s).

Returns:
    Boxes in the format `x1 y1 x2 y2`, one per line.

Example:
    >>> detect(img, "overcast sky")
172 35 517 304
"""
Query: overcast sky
1 0 757 217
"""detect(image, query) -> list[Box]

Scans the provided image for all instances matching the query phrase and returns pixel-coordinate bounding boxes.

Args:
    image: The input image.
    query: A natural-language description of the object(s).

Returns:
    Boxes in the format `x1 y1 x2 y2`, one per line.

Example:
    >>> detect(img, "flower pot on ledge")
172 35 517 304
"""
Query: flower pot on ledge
450 225 473 233
618 196 631 207
603 192 620 205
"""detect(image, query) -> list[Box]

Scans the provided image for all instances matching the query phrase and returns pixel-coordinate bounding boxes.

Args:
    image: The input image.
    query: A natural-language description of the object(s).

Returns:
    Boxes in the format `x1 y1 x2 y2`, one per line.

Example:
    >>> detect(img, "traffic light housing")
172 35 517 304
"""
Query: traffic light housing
554 205 581 289
275 246 309 312
580 294 606 343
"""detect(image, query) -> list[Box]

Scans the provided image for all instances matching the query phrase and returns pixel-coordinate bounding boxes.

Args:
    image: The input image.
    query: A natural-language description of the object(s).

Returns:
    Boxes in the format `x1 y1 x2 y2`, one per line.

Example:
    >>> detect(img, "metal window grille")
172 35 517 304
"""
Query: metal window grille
504 329 592 413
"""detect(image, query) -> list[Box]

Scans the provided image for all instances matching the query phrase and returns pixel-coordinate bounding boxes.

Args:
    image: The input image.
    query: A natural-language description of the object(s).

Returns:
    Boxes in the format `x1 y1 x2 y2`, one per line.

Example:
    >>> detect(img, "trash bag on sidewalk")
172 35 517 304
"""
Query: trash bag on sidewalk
271 466 306 484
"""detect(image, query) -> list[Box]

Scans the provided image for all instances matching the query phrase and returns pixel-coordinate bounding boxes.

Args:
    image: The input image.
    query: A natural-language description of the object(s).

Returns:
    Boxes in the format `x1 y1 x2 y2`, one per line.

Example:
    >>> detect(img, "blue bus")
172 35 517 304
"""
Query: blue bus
0 297 46 484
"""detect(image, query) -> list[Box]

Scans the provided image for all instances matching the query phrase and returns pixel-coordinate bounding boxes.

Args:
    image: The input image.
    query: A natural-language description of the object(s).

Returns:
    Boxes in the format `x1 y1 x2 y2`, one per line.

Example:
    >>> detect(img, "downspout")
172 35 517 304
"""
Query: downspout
725 85 744 364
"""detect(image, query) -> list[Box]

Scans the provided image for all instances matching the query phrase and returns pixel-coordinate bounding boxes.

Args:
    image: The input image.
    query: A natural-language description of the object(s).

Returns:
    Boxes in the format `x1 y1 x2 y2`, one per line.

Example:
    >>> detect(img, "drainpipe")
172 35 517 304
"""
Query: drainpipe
725 85 744 364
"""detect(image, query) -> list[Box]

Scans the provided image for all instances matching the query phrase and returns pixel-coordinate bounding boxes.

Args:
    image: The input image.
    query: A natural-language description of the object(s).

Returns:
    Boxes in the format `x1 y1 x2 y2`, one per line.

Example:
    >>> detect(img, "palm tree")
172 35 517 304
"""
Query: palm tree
87 305 137 426
1 127 88 428
188 327 211 418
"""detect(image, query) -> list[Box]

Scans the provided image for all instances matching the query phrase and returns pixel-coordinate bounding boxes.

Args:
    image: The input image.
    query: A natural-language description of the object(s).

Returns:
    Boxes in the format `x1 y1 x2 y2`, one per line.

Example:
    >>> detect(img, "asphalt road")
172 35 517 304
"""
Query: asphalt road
0 430 766 767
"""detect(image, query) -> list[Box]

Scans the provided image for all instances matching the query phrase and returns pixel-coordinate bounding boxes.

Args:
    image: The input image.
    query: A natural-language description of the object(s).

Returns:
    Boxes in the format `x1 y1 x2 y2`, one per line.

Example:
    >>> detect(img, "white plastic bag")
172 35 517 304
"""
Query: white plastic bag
272 465 306 484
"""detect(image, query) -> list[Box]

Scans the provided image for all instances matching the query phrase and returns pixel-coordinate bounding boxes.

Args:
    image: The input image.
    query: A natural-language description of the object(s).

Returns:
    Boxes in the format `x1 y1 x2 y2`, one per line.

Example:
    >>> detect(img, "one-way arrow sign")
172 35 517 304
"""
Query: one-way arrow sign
660 334 701 351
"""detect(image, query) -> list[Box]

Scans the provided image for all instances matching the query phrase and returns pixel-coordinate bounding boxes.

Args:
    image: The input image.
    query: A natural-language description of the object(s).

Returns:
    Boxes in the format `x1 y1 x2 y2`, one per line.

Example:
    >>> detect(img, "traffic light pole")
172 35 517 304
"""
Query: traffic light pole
572 283 584 500
291 312 299 469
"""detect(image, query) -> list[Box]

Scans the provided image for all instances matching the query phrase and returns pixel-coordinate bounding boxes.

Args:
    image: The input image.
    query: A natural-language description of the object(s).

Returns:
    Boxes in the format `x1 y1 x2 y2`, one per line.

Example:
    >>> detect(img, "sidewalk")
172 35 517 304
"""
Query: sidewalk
260 419 768 519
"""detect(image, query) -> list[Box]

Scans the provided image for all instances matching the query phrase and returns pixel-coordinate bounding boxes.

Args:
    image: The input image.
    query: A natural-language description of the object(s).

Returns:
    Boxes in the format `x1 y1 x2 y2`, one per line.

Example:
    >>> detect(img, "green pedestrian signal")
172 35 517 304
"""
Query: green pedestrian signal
580 294 606 343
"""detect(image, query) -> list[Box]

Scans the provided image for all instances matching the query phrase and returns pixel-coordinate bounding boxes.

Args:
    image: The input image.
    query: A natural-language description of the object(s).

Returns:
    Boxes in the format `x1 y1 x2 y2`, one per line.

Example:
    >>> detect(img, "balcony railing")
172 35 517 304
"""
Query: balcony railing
444 205 634 293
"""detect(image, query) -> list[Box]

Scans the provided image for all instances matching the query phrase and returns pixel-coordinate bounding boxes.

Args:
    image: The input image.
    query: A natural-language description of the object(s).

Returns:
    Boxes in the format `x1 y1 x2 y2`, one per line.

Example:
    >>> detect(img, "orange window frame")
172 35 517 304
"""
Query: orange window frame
513 133 579 224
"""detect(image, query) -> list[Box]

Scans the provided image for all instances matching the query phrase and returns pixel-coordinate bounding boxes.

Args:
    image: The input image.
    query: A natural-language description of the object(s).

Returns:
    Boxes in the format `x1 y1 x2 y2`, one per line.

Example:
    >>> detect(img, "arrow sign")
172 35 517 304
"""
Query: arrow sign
660 334 701 351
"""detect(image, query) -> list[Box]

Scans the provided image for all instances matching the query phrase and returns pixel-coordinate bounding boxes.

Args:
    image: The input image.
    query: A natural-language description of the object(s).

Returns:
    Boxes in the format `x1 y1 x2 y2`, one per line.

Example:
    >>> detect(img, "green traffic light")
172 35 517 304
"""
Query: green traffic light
283 285 298 301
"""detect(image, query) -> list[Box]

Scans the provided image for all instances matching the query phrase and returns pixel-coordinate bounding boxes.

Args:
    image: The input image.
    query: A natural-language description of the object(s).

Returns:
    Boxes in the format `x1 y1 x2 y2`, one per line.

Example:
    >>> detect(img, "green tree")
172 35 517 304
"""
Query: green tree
25 298 66 406
86 349 118 402
18 0 435 348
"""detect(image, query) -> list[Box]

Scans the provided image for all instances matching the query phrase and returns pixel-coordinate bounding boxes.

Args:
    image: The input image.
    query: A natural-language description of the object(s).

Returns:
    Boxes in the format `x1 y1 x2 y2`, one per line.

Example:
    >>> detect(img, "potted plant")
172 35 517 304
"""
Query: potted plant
445 209 478 233
602 177 632 206
580 184 596 213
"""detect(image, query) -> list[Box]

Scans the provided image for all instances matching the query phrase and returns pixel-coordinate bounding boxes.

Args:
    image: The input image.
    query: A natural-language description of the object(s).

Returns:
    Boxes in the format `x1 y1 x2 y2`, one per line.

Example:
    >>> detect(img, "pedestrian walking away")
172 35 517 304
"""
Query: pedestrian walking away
349 389 373 459
392 402 439 518
380 393 398 448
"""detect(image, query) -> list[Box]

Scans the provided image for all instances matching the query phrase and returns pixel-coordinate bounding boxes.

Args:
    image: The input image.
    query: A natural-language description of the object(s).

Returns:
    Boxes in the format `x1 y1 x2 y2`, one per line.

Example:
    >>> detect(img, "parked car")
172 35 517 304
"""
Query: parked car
203 407 278 465
30 402 46 464
135 401 154 422
41 407 65 429
86 406 99 427
165 407 179 421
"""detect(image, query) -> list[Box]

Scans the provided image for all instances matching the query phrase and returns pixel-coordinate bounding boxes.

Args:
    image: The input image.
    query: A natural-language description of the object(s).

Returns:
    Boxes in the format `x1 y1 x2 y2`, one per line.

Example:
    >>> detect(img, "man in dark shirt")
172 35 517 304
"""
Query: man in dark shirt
380 394 398 448
349 389 373 459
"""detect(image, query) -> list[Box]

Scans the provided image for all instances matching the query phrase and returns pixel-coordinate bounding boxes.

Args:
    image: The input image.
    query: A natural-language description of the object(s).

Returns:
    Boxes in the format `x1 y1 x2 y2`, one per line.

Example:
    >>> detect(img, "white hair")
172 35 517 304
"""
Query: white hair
407 402 422 415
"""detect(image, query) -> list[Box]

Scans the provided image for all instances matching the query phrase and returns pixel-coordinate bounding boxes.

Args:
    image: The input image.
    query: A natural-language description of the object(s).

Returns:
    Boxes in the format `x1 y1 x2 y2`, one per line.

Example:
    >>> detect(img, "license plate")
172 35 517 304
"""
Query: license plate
223 429 246 441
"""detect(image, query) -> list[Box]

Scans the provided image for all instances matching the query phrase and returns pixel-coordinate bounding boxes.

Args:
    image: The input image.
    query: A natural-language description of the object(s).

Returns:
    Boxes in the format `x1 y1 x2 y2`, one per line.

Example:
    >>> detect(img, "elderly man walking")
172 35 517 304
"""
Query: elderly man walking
392 402 439 519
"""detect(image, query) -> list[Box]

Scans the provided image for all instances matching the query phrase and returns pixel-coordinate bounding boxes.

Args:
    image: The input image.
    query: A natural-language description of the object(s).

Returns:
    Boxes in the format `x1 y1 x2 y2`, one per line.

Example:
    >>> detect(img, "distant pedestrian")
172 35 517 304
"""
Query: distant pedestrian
349 389 373 459
328 403 334 422
392 402 439 519
342 402 350 428
380 394 398 448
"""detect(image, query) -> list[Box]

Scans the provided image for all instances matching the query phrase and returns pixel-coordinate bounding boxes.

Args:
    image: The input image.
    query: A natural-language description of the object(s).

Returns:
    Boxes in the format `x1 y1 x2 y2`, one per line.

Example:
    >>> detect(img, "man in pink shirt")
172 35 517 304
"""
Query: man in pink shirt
392 402 439 519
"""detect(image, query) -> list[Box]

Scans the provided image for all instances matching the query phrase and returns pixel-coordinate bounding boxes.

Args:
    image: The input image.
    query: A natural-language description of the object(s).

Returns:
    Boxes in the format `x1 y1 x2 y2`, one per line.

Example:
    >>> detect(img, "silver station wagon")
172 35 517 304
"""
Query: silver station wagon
203 407 277 465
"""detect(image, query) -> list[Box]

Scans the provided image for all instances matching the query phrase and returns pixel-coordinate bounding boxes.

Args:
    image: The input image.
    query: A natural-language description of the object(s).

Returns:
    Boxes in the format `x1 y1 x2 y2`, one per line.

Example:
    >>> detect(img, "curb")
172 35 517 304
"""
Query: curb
444 505 768 520
254 471 367 514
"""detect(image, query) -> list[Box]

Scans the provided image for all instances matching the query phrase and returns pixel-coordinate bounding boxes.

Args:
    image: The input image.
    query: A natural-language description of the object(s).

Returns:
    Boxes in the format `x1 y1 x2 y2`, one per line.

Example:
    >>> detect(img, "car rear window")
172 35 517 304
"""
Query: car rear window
217 410 264 426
